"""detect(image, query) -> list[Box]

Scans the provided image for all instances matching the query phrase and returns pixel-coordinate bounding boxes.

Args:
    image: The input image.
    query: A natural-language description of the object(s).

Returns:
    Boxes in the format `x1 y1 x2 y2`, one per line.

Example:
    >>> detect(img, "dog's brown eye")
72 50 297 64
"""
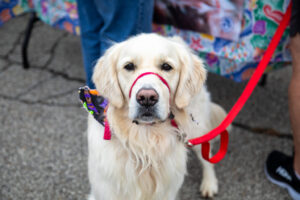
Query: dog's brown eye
124 63 135 71
161 63 173 71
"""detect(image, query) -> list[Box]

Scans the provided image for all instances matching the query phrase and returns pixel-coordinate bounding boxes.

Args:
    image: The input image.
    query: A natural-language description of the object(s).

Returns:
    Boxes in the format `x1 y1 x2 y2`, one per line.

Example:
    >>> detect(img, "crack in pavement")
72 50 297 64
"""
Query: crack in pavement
3 21 85 85
0 26 84 107
5 31 26 60
0 30 23 73
232 122 293 140
0 61 11 73
42 32 69 69
35 31 86 84
22 31 86 83
30 66 85 83
15 75 56 99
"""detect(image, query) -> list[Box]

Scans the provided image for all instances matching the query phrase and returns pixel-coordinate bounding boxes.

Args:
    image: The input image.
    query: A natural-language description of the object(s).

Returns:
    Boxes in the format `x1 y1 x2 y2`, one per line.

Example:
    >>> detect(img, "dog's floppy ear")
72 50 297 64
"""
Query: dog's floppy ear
92 45 124 108
171 37 207 109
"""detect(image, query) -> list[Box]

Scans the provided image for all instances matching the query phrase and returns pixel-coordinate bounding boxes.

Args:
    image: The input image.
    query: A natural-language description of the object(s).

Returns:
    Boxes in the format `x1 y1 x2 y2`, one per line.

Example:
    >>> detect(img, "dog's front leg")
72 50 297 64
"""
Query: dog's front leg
192 145 218 198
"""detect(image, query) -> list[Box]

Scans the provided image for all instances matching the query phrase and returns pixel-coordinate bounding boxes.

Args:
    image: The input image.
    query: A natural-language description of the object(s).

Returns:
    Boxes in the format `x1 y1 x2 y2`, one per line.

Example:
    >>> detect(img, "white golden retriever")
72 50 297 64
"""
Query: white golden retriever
88 33 228 200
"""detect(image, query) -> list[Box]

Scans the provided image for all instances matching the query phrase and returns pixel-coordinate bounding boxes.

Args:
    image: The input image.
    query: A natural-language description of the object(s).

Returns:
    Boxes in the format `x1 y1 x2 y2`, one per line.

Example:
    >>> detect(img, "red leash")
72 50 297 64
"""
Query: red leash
187 2 292 164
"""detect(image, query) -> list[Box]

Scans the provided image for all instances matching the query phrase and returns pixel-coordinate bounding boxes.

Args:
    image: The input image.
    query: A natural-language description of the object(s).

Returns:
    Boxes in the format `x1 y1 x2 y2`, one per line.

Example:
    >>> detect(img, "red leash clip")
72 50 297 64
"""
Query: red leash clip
187 2 292 164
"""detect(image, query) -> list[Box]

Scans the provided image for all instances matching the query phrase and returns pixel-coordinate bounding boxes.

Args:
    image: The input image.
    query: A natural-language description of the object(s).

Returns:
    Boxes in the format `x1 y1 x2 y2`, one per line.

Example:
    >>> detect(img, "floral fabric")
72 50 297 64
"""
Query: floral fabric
0 0 291 82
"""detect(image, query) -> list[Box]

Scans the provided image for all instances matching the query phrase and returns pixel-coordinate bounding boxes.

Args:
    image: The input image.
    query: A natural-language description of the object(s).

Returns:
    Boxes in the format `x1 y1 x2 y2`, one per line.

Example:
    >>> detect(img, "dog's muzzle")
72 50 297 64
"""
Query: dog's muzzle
129 72 171 122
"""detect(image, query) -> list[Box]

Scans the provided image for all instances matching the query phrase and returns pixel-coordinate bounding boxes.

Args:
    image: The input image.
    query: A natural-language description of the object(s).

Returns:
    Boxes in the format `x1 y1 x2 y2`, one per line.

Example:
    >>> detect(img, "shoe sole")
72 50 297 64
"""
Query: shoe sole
264 165 300 200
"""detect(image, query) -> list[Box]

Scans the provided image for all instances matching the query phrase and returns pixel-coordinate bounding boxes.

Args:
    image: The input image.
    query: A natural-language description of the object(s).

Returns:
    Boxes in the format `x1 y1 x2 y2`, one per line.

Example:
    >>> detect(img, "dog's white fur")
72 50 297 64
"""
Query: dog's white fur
88 33 228 200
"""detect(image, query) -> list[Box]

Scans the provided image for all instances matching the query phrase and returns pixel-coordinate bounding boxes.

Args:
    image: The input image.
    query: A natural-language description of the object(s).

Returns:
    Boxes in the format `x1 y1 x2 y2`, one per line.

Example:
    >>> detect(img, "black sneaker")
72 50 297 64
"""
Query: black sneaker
265 150 300 200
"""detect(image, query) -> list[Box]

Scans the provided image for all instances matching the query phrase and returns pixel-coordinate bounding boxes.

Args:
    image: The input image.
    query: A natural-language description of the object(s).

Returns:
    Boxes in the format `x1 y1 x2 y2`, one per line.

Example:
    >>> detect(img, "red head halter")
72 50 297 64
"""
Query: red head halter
129 72 171 98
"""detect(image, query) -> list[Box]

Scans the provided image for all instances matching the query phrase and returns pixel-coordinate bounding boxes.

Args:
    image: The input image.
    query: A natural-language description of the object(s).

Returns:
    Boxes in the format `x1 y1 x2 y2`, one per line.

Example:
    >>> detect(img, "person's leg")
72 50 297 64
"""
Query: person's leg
265 2 300 199
93 0 154 57
76 0 103 88
289 33 300 175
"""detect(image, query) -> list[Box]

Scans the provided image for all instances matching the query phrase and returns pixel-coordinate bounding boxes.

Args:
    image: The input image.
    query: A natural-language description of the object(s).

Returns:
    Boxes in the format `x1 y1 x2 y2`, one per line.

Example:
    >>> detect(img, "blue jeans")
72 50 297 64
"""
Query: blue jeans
76 0 154 88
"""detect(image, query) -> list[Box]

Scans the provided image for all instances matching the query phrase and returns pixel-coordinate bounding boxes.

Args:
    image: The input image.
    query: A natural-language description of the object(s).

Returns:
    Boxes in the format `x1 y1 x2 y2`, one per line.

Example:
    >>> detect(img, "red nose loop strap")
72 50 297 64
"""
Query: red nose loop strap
129 72 170 98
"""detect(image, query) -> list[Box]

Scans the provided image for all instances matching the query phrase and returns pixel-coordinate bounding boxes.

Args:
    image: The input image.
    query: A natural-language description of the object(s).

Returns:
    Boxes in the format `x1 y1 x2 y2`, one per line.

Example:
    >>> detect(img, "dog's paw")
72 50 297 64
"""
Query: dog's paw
200 177 218 198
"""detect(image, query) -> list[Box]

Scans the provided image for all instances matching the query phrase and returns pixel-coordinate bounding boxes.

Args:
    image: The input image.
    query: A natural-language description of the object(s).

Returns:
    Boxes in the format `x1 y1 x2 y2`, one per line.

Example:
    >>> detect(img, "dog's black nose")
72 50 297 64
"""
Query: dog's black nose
136 89 158 107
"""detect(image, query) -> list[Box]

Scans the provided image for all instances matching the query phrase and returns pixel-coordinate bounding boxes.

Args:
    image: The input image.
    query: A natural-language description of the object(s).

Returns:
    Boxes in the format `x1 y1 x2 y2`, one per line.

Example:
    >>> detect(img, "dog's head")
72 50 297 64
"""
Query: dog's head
93 34 206 124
